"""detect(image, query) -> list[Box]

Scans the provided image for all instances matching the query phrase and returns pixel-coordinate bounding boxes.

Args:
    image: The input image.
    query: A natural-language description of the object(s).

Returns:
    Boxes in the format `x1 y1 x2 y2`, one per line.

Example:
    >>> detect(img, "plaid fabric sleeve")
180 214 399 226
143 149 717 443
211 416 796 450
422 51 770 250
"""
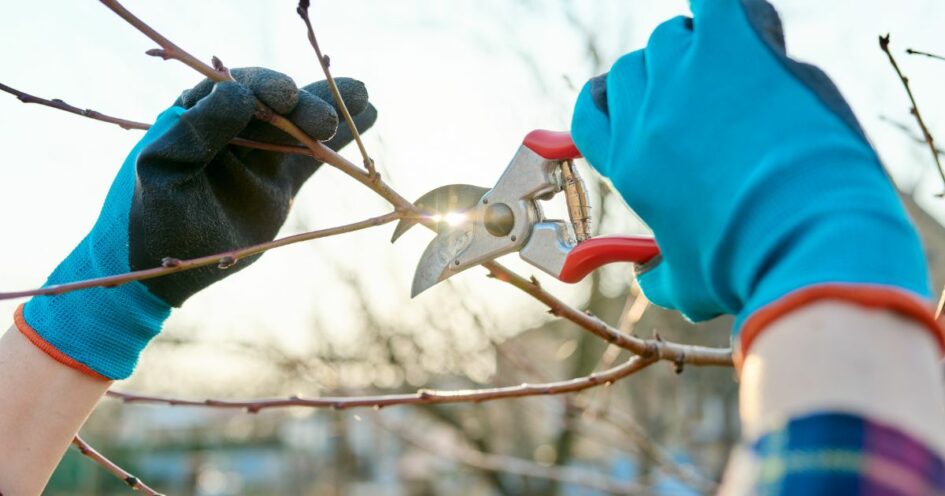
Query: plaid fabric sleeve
723 412 945 495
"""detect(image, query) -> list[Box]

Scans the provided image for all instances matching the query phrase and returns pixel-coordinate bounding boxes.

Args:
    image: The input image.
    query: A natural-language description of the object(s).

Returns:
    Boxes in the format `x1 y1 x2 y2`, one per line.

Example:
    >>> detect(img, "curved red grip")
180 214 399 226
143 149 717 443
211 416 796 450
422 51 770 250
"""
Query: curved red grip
523 130 582 160
558 236 660 283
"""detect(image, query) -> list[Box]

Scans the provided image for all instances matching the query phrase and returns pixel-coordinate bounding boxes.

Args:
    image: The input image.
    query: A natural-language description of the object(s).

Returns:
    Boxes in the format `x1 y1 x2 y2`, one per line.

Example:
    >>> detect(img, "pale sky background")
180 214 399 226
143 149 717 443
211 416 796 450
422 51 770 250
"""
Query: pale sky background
1 1 944 388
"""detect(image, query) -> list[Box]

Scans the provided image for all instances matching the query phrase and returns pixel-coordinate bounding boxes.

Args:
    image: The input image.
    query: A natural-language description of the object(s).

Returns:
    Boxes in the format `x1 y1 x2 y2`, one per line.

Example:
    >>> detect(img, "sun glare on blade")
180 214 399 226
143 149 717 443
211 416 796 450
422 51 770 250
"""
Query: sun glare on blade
429 212 467 226
442 212 466 226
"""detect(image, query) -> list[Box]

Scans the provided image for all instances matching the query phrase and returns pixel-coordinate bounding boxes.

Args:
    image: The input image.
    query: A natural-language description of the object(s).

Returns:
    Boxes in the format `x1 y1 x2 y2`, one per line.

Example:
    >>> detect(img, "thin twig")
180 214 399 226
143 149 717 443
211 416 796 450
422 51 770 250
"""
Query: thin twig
0 212 401 300
106 356 656 412
487 266 733 366
0 82 148 130
379 417 645 495
72 435 163 496
906 48 945 62
0 81 313 156
95 0 731 367
880 34 945 195
296 0 376 177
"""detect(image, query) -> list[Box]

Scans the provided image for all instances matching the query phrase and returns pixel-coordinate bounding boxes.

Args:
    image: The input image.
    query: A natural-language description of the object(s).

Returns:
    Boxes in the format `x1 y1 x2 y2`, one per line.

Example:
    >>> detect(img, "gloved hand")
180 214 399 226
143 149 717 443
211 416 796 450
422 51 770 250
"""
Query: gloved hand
18 67 377 379
571 0 941 362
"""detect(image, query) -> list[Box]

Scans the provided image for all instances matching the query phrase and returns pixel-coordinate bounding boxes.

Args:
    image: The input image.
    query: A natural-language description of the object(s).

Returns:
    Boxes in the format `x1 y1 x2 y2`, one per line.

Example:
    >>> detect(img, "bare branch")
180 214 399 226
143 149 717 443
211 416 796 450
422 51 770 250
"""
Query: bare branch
486 266 733 367
72 435 163 496
906 48 945 62
0 82 148 130
0 81 314 156
879 34 945 195
0 212 401 300
106 355 656 412
99 0 360 177
297 0 376 177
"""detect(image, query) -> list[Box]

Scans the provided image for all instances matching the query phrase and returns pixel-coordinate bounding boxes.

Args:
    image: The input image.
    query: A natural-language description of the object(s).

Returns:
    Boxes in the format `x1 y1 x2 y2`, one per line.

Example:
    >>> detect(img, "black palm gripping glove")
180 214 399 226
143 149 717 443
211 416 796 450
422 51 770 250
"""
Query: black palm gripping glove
131 67 377 306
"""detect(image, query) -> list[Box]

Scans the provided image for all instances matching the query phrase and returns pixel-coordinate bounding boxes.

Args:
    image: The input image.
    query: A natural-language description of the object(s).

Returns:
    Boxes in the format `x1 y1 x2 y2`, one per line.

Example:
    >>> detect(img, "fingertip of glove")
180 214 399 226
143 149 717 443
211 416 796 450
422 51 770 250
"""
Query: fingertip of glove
179 78 215 108
325 103 377 151
740 0 786 51
205 81 257 120
587 73 610 116
231 67 300 115
289 90 339 141
304 78 370 116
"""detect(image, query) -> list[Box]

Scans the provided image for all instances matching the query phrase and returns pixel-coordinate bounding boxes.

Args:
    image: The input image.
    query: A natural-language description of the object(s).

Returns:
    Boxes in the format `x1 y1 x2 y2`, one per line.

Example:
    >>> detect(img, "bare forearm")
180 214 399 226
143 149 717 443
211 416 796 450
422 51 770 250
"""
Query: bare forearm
0 325 110 495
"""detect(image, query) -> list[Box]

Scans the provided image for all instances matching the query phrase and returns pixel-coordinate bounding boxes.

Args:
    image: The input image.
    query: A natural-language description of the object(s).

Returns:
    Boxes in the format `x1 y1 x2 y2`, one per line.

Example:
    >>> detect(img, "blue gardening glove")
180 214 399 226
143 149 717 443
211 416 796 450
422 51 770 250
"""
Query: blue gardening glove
571 0 938 358
19 68 377 379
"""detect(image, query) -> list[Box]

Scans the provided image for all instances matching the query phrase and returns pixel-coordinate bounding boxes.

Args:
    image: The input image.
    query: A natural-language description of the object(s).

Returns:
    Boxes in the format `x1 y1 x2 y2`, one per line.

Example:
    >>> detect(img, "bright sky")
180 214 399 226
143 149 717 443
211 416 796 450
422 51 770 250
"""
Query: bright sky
1 1 943 386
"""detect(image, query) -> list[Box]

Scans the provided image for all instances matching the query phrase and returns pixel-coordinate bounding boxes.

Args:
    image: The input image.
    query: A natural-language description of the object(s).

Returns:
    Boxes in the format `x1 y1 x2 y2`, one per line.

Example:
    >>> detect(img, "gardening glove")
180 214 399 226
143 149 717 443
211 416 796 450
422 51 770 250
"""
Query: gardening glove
18 67 377 379
570 0 942 364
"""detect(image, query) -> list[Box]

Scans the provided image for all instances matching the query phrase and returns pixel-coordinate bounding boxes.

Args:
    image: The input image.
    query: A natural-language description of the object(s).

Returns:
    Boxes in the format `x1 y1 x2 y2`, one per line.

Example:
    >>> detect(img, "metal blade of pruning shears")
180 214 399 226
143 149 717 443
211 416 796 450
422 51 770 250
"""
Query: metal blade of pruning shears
411 219 477 297
390 184 490 243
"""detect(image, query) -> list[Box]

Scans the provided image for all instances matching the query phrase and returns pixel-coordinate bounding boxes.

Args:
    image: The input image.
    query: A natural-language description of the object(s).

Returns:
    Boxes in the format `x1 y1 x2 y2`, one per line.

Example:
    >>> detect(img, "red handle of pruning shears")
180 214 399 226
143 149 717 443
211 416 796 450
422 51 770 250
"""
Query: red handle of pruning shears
558 236 660 283
523 129 582 160
523 129 661 283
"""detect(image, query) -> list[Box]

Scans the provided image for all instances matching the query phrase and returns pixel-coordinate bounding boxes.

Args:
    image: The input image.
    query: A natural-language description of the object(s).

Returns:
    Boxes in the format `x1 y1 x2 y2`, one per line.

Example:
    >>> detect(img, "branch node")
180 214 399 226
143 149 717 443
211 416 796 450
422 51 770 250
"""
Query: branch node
217 255 237 269
145 48 168 59
161 257 182 268
210 55 232 79
673 354 686 374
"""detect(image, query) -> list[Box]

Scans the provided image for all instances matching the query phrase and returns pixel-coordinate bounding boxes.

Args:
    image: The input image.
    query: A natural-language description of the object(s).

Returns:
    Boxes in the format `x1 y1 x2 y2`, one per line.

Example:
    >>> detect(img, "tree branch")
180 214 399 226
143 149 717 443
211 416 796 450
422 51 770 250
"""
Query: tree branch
880 34 945 195
487 268 733 367
72 435 163 496
0 82 148 130
296 0 376 177
906 48 945 62
106 355 656 412
0 211 401 300
0 81 315 156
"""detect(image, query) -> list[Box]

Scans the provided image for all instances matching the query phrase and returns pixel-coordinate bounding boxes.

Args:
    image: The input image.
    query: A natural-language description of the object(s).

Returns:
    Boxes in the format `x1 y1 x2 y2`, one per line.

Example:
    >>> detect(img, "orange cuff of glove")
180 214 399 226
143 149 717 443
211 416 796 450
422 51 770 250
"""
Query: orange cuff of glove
734 284 945 371
14 303 107 380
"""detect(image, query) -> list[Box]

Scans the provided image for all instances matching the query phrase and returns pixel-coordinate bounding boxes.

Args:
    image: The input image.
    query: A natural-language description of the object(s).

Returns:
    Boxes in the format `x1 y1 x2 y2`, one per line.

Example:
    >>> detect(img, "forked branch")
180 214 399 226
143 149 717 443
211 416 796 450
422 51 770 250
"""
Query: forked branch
72 435 162 496
880 34 945 195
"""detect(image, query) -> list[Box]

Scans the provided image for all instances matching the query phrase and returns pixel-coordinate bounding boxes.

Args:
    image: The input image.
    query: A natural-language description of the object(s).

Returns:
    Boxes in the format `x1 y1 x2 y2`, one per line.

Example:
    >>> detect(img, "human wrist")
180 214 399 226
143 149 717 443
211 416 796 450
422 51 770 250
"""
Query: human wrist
739 301 945 456
731 201 938 362
19 244 171 379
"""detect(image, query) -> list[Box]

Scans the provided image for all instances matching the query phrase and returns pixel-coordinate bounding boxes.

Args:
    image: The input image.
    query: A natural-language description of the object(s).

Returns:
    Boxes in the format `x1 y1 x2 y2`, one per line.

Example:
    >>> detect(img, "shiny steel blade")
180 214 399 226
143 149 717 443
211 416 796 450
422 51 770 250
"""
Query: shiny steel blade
410 220 477 297
391 184 489 243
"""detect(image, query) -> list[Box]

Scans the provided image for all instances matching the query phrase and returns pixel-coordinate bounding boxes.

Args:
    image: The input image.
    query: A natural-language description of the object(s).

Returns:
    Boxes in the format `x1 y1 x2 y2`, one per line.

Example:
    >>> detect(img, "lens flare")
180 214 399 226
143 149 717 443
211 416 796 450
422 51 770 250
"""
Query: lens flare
430 212 467 226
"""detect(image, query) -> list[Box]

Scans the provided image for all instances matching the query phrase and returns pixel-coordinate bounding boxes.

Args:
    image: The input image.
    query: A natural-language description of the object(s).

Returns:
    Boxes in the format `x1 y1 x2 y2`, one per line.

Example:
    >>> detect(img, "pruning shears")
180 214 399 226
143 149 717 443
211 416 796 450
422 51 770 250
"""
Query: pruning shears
393 130 660 297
